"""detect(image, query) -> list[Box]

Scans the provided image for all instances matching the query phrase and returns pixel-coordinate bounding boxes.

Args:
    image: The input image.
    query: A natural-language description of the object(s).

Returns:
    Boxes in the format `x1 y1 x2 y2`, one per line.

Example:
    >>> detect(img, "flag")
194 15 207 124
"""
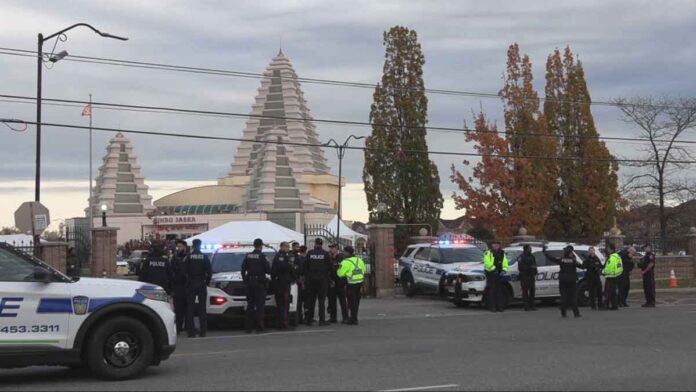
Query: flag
81 104 92 117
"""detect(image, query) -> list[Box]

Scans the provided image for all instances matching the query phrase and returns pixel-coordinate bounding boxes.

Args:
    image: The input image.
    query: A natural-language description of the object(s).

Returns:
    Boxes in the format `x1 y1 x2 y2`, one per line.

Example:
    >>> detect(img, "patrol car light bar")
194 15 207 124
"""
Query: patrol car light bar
434 234 474 245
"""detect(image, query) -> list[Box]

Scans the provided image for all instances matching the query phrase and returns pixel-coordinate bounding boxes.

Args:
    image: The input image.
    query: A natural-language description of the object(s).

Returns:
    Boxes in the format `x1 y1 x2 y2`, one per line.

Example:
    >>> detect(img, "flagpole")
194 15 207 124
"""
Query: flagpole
88 93 93 271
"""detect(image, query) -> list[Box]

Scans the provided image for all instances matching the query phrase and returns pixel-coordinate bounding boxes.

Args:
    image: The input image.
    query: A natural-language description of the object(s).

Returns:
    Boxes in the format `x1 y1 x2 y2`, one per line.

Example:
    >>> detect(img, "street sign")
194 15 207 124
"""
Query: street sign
14 201 51 236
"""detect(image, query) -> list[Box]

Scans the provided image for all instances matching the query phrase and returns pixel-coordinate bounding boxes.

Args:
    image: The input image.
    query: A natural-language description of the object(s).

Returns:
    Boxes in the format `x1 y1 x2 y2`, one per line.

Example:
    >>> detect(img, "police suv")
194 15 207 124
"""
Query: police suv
205 244 299 326
0 242 176 380
444 242 606 307
397 236 485 297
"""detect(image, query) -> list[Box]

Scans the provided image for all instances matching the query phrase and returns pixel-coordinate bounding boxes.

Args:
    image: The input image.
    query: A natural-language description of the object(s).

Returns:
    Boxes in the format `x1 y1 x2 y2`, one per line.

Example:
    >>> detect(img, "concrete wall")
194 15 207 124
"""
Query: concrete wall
39 242 68 274
154 185 243 206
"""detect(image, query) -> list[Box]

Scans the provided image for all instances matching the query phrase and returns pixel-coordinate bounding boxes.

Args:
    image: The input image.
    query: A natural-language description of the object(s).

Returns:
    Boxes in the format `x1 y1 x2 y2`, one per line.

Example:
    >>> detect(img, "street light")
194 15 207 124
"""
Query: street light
35 23 128 202
100 204 108 227
324 135 366 244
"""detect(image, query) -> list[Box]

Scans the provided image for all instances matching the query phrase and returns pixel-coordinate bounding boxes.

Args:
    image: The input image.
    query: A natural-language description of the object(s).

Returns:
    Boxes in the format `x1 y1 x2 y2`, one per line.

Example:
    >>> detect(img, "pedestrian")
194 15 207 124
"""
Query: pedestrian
517 244 537 311
618 246 637 307
290 241 306 324
185 239 212 338
327 243 348 324
241 238 270 333
602 244 623 311
544 245 583 318
336 245 366 325
171 239 189 334
583 246 604 310
639 243 657 307
303 238 332 326
271 241 294 329
483 240 508 312
139 241 172 293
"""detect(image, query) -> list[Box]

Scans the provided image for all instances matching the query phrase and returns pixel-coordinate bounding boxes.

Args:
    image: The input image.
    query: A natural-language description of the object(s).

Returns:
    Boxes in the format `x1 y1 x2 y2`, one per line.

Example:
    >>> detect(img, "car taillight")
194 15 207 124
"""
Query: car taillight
210 296 227 305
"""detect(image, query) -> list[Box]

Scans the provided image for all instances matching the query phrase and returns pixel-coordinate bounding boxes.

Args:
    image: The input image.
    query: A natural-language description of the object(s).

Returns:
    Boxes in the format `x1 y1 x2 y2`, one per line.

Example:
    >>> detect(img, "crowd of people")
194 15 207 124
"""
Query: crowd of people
483 241 657 318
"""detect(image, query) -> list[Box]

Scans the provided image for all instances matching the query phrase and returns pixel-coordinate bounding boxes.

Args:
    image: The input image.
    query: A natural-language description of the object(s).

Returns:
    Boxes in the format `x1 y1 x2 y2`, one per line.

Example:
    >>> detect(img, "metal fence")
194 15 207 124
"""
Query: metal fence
0 240 35 257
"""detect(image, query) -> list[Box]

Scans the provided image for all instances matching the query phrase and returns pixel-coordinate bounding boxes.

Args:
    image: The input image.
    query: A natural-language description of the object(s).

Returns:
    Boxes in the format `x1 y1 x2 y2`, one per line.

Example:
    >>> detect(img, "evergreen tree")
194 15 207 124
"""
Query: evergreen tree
363 26 443 245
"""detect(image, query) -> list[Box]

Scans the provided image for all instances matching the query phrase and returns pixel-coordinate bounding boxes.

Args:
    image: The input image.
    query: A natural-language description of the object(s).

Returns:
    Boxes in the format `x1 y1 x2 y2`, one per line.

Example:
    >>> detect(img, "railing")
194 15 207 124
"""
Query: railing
0 240 35 256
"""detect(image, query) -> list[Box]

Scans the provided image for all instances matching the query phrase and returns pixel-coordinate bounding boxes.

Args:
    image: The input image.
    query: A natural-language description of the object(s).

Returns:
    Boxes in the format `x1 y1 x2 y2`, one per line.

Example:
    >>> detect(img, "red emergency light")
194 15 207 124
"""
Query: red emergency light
210 296 228 306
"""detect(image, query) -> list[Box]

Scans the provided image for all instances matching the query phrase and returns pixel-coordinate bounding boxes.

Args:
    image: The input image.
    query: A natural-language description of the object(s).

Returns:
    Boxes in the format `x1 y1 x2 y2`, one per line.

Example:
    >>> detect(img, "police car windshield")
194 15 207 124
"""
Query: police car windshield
439 247 484 264
211 251 275 273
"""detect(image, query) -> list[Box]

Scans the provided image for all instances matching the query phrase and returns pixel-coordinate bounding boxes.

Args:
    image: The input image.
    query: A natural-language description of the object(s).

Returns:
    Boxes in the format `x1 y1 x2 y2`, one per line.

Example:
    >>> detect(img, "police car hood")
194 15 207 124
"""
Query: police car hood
212 271 243 282
73 277 159 293
446 262 485 275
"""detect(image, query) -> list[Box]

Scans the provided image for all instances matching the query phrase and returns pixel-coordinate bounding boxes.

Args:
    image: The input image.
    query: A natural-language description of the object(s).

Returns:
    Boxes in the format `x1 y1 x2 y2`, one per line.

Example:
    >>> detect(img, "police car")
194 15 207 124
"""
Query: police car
397 236 485 297
205 244 299 326
444 242 606 307
0 242 176 380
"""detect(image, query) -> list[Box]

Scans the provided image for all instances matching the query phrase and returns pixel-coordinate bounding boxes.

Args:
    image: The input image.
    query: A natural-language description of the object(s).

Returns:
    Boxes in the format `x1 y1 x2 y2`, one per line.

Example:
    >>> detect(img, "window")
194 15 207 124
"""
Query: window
211 251 275 273
534 250 564 266
414 247 430 261
429 249 441 263
402 247 416 258
506 250 522 266
0 247 36 282
439 247 485 264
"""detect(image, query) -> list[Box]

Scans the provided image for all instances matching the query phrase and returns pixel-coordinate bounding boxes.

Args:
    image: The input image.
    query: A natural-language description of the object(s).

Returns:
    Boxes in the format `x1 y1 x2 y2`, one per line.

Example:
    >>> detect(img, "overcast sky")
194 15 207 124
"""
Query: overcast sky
1 0 696 228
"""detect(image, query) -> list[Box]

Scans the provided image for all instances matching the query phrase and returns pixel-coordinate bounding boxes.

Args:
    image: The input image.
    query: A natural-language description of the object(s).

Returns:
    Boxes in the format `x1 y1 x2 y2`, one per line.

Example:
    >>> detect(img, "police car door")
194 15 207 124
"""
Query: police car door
410 247 431 286
427 248 444 289
0 247 71 348
534 250 562 297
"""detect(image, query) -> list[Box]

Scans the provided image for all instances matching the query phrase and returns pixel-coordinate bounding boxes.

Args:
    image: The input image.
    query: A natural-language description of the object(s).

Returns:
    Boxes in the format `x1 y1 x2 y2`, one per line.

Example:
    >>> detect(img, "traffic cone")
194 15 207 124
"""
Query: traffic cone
669 269 678 288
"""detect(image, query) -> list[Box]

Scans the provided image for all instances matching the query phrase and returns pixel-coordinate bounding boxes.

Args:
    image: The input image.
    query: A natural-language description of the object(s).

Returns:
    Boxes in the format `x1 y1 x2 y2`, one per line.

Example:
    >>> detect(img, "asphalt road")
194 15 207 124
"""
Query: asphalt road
2 292 696 391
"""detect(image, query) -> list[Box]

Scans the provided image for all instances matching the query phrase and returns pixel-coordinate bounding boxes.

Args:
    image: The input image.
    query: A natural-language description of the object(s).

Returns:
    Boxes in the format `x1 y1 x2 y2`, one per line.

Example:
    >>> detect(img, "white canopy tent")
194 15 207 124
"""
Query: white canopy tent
324 215 367 245
185 221 304 251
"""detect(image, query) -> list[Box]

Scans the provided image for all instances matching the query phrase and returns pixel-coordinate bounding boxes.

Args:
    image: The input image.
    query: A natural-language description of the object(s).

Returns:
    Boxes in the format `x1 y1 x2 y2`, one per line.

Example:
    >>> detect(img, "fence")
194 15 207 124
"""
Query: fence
0 240 35 257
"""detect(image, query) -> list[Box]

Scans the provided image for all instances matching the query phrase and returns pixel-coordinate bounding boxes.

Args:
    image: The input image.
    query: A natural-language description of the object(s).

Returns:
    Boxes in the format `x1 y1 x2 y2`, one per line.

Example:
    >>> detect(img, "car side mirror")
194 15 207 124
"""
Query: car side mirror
34 266 52 283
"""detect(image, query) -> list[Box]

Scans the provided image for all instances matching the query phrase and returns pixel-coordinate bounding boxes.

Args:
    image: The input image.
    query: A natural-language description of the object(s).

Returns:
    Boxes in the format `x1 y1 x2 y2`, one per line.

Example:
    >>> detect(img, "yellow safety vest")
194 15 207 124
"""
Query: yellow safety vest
337 256 366 284
603 253 623 278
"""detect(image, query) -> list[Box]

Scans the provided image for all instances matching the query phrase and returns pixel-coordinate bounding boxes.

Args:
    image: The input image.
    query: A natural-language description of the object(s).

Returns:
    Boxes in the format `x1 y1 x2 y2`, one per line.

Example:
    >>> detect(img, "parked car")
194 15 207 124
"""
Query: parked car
127 250 149 276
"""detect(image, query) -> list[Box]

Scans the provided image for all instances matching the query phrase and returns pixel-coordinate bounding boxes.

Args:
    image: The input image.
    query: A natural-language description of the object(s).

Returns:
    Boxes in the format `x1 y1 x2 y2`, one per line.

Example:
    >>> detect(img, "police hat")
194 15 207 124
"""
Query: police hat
315 238 323 245
343 245 355 255
564 245 574 252
192 239 202 247
253 238 264 247
291 241 300 247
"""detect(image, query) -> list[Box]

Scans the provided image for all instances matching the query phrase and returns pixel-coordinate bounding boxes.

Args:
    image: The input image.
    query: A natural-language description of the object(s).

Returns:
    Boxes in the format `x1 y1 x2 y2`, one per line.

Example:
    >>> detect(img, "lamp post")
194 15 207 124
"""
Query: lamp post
100 204 107 227
324 135 365 244
35 23 128 202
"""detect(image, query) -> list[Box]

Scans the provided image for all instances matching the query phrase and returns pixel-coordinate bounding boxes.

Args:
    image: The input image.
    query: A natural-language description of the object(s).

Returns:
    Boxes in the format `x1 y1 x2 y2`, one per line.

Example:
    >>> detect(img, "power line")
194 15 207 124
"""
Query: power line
12 119 696 165
3 93 696 146
0 47 688 110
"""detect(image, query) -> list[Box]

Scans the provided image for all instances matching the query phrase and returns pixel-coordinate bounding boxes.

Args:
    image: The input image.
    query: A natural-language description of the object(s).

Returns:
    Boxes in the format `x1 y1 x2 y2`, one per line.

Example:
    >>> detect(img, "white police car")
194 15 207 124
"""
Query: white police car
444 242 605 307
0 242 176 380
397 236 485 297
206 244 299 326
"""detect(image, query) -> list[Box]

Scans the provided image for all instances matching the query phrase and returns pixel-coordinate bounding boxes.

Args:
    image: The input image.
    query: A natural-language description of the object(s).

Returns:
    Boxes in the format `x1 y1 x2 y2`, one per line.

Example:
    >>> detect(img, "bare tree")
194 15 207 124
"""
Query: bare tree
616 97 696 253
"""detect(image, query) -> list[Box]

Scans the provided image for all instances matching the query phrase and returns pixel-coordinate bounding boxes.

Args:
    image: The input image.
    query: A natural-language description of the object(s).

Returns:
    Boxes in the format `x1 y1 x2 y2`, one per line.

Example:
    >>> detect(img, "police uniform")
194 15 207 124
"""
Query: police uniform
241 243 270 333
271 249 294 329
139 245 172 293
618 249 634 307
603 252 623 310
327 248 348 323
582 253 604 309
639 248 656 307
303 239 332 325
336 247 366 325
483 247 508 312
517 247 537 311
290 247 305 324
171 242 189 333
185 241 212 337
545 247 583 318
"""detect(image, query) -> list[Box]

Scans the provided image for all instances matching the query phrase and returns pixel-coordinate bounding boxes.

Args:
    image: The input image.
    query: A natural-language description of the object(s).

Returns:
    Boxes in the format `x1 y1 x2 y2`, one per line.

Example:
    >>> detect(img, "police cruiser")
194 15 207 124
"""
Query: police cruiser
397 235 485 297
0 242 176 380
444 242 605 307
206 244 299 326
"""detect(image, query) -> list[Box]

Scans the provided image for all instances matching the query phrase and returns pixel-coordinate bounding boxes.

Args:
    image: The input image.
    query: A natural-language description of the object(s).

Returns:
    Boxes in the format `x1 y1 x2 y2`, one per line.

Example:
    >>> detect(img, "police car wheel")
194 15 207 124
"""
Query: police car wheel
401 272 416 297
85 316 155 381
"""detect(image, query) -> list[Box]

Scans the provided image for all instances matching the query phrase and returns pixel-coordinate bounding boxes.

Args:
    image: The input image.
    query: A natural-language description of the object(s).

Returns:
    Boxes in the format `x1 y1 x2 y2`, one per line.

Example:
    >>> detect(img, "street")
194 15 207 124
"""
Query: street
1 292 695 391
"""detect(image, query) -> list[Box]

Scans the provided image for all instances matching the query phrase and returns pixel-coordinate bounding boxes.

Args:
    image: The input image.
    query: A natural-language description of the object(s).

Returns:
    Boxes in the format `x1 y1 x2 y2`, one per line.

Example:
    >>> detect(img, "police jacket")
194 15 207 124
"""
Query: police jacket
483 249 508 273
241 249 270 284
140 252 172 292
290 251 304 281
544 251 583 279
171 250 189 289
639 251 656 273
271 251 294 287
619 249 634 274
337 256 366 285
330 252 346 284
603 253 623 278
304 247 332 281
582 255 603 275
517 252 537 277
185 249 212 289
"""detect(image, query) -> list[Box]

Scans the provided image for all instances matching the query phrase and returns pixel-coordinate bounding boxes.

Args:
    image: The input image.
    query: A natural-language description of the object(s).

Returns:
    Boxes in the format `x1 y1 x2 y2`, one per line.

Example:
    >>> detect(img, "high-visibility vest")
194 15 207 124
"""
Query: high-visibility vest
603 253 623 278
483 250 508 272
337 256 366 284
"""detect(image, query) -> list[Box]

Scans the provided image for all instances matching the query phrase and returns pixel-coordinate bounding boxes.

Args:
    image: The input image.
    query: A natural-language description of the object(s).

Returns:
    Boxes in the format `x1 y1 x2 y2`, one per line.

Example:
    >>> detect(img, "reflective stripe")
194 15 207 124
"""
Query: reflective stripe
345 257 365 284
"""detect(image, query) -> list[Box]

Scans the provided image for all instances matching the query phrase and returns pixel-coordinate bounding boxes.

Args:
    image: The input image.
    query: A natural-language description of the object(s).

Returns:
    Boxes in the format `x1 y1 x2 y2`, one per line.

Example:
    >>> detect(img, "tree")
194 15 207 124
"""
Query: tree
363 26 443 248
543 47 619 242
498 43 558 236
0 226 21 235
616 96 696 253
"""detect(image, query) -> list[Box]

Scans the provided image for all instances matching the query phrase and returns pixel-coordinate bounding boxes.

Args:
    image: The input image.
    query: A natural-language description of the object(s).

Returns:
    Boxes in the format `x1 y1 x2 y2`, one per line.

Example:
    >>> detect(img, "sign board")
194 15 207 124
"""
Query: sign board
14 201 51 236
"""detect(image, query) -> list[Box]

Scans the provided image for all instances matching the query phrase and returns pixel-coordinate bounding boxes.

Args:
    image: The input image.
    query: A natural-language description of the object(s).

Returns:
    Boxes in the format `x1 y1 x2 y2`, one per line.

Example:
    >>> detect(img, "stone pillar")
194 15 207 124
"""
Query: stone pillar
91 227 119 278
39 241 68 274
605 224 625 253
686 227 696 256
511 227 536 244
368 224 396 298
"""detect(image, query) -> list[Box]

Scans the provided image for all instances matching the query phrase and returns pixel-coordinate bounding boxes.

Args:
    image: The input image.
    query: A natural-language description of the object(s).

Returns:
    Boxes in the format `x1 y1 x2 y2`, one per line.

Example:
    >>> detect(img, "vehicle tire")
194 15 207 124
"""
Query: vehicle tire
577 281 591 307
454 299 470 308
438 277 448 299
85 316 155 381
401 272 417 297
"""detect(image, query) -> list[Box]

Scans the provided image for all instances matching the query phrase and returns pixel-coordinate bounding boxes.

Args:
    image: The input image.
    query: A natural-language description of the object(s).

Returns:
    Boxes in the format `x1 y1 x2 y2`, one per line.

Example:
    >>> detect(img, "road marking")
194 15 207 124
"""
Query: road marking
193 329 337 340
173 349 246 358
363 312 489 321
379 384 460 391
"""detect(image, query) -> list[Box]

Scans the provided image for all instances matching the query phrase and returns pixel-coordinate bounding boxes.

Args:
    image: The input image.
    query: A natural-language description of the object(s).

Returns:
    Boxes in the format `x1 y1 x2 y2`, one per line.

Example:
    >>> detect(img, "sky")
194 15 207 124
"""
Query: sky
1 0 696 229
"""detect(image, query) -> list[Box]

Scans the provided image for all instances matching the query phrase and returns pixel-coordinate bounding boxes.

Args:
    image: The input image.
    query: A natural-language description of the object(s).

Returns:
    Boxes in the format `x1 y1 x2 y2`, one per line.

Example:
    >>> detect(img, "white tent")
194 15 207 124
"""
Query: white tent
185 221 304 250
324 215 367 244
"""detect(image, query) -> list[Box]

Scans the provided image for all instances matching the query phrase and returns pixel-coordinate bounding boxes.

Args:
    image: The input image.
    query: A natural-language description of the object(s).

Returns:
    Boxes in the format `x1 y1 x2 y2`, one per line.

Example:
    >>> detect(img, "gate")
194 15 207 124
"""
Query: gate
65 223 91 274
303 224 351 248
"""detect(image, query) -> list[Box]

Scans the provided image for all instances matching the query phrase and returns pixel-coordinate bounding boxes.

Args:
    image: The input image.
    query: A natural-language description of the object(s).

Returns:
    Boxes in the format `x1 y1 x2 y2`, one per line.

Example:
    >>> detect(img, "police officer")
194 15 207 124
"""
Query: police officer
139 241 172 293
483 240 508 312
336 245 366 325
639 243 657 307
618 246 637 307
185 239 212 338
290 241 306 324
241 238 270 333
603 244 623 311
517 244 537 311
271 241 294 329
583 246 604 310
303 238 332 326
171 239 189 333
327 243 348 324
544 245 583 318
